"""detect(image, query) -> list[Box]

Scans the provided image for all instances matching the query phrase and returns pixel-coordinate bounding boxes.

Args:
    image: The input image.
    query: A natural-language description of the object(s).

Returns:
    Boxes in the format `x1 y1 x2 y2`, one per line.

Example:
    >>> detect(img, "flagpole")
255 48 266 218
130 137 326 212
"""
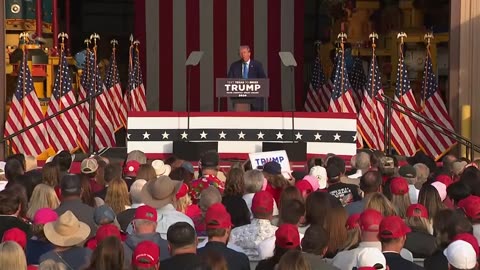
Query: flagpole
89 33 100 153
369 32 378 121
21 32 27 125
423 32 434 110
397 32 407 119
338 32 347 113
128 35 134 111
133 40 141 111
58 33 68 113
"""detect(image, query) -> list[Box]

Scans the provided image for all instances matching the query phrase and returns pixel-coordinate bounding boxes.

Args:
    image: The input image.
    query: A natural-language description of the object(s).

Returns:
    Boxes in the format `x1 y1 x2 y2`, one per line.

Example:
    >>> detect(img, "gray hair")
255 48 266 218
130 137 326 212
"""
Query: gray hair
414 163 430 183
244 170 264 193
127 150 147 164
356 152 371 171
239 45 250 52
405 176 417 185
130 179 147 204
133 219 157 229
199 186 222 212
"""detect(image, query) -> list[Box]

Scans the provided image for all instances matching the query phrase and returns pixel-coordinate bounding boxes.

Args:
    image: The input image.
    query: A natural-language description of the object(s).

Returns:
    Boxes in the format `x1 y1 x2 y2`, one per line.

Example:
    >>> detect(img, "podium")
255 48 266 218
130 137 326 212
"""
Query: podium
216 78 269 111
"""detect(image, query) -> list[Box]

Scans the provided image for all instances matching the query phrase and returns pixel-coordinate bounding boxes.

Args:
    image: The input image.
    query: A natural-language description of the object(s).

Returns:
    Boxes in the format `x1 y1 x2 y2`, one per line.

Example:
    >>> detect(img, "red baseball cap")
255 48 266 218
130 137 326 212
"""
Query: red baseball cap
406 203 429 219
379 215 411 239
132 240 159 268
295 180 314 196
251 191 274 214
176 183 189 199
436 174 453 187
359 209 383 232
275 224 300 249
458 195 480 219
96 224 121 243
390 177 409 195
134 205 158 222
453 233 480 258
124 160 141 176
346 213 361 230
2 228 27 249
205 203 233 229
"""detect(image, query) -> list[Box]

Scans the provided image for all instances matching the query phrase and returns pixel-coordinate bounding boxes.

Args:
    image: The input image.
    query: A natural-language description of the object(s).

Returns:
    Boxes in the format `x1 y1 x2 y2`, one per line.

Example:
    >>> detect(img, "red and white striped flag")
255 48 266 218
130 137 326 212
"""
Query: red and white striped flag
77 49 92 153
77 49 116 152
328 51 357 114
357 53 385 150
304 56 331 112
417 53 456 160
46 48 79 152
4 50 49 156
391 51 418 156
128 45 146 112
105 48 125 131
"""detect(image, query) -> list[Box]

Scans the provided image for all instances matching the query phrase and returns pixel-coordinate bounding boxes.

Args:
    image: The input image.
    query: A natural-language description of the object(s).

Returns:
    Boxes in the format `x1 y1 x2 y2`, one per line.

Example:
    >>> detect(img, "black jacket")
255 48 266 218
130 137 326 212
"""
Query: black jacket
424 249 448 270
198 241 250 270
228 59 266 79
161 253 205 270
404 230 437 258
384 252 424 270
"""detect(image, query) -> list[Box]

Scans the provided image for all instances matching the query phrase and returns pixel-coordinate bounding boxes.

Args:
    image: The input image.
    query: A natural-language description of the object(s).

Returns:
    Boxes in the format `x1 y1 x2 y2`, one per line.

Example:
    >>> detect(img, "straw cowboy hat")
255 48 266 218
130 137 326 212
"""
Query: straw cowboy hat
151 160 172 176
141 175 182 209
44 211 91 247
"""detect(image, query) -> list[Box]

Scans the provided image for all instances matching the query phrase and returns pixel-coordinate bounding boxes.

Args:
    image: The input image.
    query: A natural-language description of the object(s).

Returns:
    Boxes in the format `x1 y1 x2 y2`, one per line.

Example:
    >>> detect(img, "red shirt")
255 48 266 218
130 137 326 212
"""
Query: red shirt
189 175 225 204
265 183 282 206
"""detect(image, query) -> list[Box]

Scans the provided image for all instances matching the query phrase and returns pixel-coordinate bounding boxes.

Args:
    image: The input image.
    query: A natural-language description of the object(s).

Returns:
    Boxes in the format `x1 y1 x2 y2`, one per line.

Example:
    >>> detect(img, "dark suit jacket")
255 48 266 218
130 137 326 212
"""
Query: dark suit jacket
228 59 266 79
384 252 425 270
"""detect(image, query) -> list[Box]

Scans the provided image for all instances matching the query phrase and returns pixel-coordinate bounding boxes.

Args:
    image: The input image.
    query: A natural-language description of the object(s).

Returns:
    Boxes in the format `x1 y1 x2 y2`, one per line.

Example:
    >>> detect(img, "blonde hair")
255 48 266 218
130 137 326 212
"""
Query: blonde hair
406 216 433 235
176 194 192 213
0 241 27 270
391 193 411 218
27 184 60 220
364 193 397 217
277 250 311 270
105 178 131 214
39 259 67 270
343 226 361 250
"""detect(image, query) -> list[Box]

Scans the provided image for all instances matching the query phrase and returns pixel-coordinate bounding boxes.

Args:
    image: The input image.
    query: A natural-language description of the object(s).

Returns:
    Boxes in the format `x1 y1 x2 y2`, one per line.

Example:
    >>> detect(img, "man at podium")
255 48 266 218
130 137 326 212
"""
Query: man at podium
227 45 266 111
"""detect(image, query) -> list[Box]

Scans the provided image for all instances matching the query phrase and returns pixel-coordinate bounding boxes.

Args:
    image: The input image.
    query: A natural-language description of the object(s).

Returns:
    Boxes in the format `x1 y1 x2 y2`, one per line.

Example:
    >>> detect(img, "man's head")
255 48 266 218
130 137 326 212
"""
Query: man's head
199 151 219 172
127 150 147 165
53 151 73 173
413 163 430 187
359 209 383 241
279 199 305 225
356 152 371 172
239 45 251 62
60 174 82 198
251 191 274 220
6 154 26 171
326 156 346 175
130 179 147 205
379 156 397 177
133 205 158 234
243 170 264 194
4 158 24 181
132 240 160 270
379 215 411 253
399 165 417 185
94 205 117 226
326 164 341 184
442 155 457 175
205 203 233 243
166 222 198 255
301 225 328 256
360 171 382 194
104 163 122 184
199 186 222 213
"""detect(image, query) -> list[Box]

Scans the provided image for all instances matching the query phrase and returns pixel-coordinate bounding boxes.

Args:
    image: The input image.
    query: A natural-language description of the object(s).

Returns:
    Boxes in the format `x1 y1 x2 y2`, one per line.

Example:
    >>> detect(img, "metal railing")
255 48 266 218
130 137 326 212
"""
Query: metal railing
0 91 102 155
378 94 480 160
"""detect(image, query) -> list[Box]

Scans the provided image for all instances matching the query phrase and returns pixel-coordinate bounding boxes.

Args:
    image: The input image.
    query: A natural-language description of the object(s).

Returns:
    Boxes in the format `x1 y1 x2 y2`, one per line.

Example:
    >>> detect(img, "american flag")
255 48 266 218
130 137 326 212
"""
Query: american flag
328 50 357 114
391 51 418 156
357 54 385 150
304 56 330 112
349 57 366 111
77 49 92 153
105 48 125 130
128 46 147 112
417 54 456 160
77 49 116 152
4 50 49 156
46 48 79 152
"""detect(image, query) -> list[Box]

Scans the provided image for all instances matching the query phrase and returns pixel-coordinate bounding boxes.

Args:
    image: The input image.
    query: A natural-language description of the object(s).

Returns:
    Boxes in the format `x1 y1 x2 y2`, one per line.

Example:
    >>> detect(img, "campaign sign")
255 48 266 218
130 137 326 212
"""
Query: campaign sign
249 150 291 176
216 78 269 98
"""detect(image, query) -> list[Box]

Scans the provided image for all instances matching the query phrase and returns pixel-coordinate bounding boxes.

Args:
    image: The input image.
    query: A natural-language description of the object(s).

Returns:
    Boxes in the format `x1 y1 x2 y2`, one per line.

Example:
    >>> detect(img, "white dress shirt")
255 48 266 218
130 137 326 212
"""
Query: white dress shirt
229 218 278 259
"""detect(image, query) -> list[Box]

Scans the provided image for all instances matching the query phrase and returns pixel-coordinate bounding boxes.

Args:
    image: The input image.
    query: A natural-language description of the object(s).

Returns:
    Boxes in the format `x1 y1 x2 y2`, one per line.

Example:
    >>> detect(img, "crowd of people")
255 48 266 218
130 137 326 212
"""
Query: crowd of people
0 148 479 270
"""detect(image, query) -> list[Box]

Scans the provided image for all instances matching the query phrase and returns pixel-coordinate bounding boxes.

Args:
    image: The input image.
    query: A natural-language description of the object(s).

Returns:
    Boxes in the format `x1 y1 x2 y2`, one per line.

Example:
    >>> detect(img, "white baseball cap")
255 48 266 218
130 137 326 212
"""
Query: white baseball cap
356 248 386 270
444 240 477 269
309 166 327 189
151 160 171 177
